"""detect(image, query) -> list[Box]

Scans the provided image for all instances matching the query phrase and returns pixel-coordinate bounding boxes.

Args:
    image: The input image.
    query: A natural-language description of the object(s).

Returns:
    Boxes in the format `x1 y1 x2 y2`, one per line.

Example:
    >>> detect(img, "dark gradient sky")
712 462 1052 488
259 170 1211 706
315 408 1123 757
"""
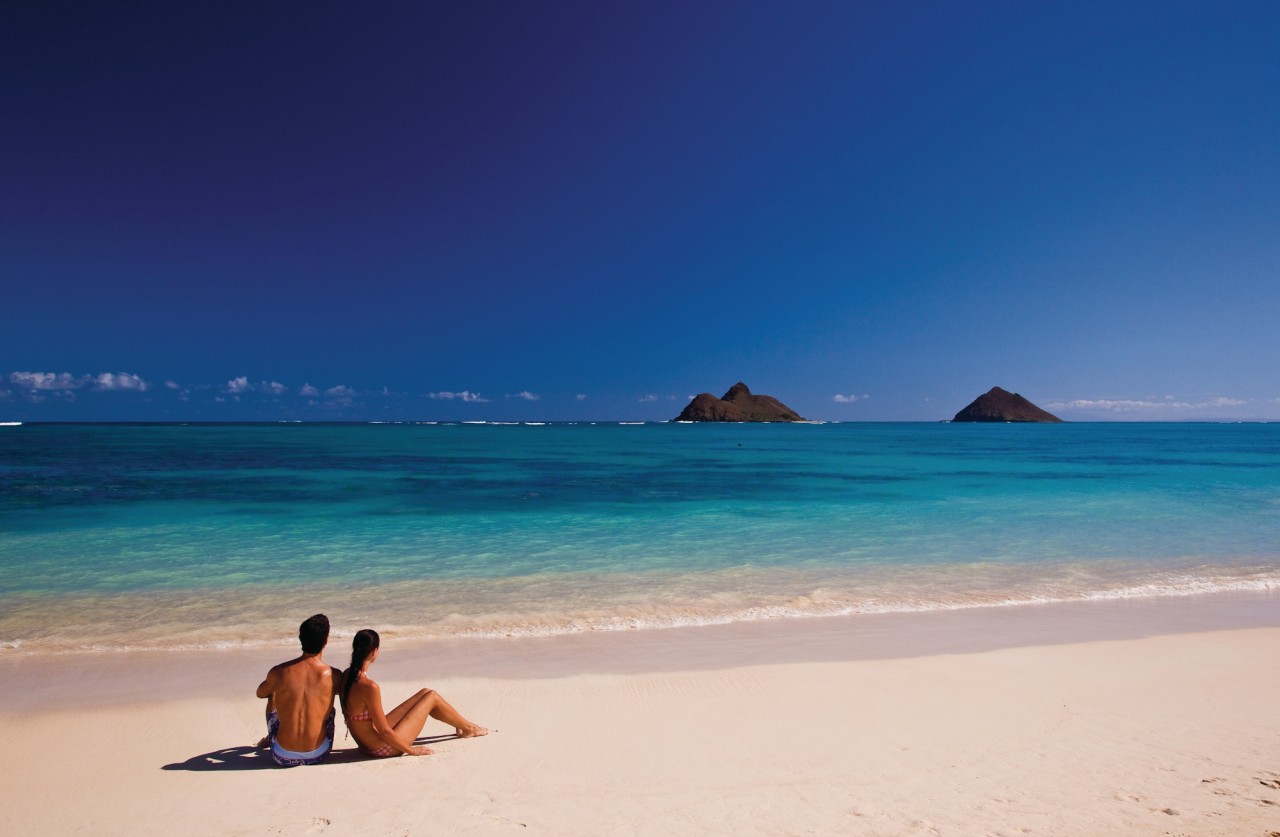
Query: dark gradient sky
3 1 1278 421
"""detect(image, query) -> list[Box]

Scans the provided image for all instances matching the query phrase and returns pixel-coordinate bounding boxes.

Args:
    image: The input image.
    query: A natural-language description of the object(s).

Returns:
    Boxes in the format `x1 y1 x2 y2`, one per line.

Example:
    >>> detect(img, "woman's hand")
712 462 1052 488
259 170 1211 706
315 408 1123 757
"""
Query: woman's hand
410 745 434 756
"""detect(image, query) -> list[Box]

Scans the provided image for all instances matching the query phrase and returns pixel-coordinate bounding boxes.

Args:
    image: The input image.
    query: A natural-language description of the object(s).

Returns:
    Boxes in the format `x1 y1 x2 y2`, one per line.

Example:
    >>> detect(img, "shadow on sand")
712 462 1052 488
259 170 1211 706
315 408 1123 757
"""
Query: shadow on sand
162 734 462 772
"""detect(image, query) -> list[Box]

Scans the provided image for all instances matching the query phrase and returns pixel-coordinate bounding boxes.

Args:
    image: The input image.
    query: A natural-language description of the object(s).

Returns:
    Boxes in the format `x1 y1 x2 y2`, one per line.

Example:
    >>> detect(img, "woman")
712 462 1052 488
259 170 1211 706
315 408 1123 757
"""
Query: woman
340 629 488 757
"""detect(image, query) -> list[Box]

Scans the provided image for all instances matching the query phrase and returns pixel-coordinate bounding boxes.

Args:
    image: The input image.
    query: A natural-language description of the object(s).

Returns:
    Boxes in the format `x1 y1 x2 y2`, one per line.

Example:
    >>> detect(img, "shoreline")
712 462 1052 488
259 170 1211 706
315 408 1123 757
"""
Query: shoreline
4 559 1277 657
3 587 1276 712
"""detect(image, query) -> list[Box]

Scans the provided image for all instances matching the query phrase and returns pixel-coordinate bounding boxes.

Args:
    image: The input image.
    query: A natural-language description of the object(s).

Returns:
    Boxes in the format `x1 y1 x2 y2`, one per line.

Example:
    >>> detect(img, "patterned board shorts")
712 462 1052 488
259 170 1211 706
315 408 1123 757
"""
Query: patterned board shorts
267 708 335 767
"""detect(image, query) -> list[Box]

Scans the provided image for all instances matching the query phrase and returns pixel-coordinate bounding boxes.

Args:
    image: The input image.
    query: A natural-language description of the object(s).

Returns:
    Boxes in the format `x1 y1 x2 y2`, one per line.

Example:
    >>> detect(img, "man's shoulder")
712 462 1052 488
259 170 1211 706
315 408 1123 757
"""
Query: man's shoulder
268 656 301 673
265 655 314 680
303 657 340 682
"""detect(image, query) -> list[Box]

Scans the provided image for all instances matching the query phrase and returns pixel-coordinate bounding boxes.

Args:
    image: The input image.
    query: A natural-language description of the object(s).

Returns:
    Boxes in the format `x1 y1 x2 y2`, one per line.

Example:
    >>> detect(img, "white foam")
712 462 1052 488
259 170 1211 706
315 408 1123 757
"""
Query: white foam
420 573 1280 641
6 567 1278 656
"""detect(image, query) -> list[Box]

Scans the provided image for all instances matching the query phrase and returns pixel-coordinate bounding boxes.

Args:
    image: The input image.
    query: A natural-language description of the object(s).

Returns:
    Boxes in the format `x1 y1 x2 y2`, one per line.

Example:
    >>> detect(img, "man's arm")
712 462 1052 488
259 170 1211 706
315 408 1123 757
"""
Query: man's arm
256 666 278 700
253 666 280 747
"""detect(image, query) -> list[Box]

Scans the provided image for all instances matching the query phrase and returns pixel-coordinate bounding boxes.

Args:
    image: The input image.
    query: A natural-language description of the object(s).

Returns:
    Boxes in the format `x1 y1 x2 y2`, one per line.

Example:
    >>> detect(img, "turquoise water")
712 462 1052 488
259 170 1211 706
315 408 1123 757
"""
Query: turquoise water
2 422 1279 652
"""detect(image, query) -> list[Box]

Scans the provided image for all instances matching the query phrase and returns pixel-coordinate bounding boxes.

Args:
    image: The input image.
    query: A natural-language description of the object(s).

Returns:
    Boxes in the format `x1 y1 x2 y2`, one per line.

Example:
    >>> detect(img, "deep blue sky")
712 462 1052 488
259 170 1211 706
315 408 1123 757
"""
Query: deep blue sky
3 1 1278 421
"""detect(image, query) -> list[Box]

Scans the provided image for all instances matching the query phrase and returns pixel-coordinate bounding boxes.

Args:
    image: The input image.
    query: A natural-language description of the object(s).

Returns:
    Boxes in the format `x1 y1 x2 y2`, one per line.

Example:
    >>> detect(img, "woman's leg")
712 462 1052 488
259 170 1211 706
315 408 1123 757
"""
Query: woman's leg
385 688 488 739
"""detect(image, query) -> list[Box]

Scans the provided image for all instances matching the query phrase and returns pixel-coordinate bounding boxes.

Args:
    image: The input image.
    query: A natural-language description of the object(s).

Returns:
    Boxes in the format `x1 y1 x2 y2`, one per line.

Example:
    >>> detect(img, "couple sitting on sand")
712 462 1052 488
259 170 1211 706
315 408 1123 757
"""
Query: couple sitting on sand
256 614 488 767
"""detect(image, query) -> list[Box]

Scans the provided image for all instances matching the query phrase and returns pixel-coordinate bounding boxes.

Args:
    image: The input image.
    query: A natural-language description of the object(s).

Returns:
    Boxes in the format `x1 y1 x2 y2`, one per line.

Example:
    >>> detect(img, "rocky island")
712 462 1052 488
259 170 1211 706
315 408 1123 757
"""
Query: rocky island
952 387 1062 423
674 382 805 422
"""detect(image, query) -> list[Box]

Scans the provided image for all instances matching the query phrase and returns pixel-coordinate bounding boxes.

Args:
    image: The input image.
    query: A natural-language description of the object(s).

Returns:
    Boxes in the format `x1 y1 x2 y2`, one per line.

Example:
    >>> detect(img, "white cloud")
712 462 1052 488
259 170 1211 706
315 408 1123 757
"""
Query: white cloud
639 394 658 403
10 371 82 390
1048 397 1248 413
93 372 148 392
11 370 148 393
1050 399 1160 411
325 385 355 398
223 376 287 395
165 380 181 390
508 391 541 401
575 393 588 400
299 384 319 396
832 393 865 403
427 390 489 403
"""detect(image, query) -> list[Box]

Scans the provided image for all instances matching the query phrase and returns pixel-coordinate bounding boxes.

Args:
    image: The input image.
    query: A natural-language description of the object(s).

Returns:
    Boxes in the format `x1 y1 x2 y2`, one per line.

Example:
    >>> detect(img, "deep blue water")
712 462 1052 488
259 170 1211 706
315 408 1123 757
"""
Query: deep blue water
2 422 1279 651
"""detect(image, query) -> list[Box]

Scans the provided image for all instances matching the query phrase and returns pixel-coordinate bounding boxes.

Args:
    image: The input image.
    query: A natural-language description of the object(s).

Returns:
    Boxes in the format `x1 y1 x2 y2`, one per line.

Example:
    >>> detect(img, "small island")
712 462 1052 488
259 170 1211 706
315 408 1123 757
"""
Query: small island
674 382 805 422
952 387 1062 423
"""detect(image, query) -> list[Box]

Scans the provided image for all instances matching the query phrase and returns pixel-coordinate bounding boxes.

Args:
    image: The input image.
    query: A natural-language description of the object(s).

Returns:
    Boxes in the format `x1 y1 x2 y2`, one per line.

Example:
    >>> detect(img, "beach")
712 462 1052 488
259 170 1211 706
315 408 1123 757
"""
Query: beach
8 0 1280 832
4 591 1278 836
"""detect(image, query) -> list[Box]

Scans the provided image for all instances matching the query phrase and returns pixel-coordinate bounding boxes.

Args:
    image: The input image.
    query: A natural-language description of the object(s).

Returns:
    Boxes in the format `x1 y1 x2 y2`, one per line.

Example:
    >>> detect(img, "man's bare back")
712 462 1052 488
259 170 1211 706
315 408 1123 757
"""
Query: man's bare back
256 614 342 765
257 654 341 751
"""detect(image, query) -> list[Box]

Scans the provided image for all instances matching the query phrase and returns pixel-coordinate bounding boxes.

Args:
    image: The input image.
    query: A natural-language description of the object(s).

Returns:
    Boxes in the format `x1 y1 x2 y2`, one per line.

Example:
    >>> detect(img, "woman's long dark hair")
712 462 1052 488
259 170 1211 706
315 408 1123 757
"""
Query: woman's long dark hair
343 629 380 704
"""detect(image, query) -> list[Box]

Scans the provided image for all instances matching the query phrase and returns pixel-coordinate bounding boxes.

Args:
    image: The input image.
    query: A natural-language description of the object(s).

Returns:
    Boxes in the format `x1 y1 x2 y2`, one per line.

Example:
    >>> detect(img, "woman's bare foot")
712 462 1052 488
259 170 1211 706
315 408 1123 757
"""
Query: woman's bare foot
457 724 489 738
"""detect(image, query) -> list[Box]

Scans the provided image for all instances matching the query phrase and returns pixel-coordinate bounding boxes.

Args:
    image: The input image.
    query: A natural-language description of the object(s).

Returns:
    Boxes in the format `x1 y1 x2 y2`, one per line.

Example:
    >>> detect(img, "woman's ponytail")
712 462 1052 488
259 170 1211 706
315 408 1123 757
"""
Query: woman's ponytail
343 628 380 703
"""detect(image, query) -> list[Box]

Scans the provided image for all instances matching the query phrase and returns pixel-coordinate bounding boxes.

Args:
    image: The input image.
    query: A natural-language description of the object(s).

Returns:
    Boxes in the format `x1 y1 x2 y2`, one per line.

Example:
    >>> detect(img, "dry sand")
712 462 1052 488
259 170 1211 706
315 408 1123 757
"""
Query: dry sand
2 593 1278 836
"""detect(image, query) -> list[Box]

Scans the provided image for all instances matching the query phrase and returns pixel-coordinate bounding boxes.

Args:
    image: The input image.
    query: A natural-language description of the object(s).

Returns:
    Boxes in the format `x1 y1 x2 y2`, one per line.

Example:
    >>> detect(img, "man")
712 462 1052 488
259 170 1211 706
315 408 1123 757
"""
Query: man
256 613 343 767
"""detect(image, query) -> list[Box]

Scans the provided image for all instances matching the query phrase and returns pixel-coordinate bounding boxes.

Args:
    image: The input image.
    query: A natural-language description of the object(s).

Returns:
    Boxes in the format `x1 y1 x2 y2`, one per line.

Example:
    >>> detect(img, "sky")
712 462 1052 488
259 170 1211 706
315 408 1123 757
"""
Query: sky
2 1 1278 422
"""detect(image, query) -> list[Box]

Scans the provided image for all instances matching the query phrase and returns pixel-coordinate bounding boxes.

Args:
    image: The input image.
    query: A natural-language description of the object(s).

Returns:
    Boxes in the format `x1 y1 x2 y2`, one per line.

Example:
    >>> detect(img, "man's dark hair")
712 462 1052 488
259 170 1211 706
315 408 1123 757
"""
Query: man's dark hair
299 614 330 654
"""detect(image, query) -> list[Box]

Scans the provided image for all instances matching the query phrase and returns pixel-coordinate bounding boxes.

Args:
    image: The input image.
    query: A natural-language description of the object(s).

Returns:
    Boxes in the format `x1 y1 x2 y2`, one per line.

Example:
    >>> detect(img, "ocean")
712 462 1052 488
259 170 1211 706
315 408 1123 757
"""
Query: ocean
2 421 1278 654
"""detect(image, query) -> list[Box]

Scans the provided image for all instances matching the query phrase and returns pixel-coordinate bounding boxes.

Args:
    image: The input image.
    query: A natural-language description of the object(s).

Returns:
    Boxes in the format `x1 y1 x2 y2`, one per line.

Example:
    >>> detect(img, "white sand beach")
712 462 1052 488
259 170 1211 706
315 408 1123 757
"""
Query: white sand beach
2 593 1278 836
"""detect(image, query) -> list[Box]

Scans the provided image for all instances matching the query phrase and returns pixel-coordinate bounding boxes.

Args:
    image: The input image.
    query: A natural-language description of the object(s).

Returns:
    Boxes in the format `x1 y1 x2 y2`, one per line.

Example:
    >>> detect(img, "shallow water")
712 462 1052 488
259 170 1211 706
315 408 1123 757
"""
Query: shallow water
2 421 1279 652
